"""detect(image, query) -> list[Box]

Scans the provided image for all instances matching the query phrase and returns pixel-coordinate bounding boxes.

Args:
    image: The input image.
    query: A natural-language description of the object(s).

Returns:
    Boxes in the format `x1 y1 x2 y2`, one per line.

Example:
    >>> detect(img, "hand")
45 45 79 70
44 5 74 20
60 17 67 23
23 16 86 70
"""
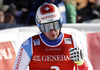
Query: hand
69 48 84 65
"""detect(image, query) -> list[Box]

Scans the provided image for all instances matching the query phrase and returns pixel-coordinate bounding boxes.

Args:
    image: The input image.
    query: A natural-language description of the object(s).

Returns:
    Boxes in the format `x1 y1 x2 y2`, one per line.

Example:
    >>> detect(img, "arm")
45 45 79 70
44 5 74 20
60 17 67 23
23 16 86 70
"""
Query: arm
69 48 88 70
70 34 93 70
13 37 33 70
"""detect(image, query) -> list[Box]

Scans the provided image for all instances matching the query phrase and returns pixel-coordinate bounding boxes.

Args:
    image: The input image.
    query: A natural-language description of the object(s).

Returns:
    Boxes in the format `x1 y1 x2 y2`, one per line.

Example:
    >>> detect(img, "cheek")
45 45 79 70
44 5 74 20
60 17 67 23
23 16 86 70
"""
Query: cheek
43 32 49 37
56 29 60 34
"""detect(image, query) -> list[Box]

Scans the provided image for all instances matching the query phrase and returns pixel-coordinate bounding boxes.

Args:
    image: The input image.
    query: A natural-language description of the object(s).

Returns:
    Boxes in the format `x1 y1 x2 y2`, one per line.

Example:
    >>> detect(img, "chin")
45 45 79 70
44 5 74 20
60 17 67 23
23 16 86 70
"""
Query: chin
50 37 57 40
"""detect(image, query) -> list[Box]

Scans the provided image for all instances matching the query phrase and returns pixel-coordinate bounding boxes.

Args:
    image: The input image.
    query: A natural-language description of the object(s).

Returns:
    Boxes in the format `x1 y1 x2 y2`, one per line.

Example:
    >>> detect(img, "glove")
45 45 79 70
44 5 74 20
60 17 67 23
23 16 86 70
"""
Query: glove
69 48 84 66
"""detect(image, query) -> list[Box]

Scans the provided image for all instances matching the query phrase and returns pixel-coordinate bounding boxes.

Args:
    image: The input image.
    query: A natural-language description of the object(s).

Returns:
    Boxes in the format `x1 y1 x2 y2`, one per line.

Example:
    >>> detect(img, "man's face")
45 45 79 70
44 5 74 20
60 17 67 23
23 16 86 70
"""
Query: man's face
43 29 60 40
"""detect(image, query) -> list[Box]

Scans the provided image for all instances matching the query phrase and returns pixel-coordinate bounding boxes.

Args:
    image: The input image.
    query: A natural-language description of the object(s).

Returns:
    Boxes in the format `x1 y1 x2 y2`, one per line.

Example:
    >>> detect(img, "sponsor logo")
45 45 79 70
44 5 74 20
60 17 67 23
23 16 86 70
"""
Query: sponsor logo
33 39 40 46
15 47 23 70
0 41 16 70
32 55 70 61
64 38 72 44
0 48 12 59
45 48 61 51
41 14 57 20
22 39 29 46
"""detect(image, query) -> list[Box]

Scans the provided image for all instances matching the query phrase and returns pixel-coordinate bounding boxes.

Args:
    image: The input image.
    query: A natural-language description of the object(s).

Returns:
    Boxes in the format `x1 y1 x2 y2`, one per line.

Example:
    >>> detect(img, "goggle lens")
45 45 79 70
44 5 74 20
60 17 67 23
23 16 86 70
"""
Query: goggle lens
40 20 62 33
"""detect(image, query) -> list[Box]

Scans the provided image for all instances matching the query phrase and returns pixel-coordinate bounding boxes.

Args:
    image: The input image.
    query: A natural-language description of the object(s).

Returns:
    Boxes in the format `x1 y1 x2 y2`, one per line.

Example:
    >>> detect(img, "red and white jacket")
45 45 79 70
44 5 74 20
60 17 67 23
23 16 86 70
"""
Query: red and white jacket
13 32 92 70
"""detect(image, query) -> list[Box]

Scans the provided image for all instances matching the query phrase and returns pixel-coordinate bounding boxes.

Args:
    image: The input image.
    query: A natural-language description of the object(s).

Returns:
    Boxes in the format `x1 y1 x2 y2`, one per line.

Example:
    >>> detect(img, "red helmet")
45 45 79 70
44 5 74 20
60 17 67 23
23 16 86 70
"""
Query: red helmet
36 3 63 33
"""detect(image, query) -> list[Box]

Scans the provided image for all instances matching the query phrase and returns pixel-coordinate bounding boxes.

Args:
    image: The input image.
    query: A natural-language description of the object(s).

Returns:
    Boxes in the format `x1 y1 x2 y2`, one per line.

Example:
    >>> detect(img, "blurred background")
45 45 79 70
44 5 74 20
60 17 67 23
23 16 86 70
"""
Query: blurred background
0 0 100 29
0 0 100 70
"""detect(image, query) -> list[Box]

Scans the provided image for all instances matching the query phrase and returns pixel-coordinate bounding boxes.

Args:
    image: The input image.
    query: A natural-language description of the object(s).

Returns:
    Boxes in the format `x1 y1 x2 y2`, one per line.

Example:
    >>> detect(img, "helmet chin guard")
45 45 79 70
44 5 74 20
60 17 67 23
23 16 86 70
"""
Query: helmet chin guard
36 3 63 33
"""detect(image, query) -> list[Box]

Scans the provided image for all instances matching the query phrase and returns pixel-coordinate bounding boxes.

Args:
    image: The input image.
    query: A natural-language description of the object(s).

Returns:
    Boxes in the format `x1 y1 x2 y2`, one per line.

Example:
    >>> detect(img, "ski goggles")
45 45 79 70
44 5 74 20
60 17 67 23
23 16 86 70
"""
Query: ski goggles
40 20 62 33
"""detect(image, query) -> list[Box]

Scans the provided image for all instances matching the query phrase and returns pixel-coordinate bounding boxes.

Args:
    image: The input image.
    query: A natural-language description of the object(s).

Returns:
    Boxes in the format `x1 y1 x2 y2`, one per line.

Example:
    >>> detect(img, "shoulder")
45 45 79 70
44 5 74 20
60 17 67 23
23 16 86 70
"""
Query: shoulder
21 34 40 47
32 34 40 39
64 33 78 39
63 33 72 37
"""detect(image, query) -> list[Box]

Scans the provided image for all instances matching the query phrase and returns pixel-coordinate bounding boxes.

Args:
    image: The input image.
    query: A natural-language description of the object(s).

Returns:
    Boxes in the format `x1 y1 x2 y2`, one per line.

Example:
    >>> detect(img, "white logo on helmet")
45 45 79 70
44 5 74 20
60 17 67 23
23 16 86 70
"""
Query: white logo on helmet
45 7 50 11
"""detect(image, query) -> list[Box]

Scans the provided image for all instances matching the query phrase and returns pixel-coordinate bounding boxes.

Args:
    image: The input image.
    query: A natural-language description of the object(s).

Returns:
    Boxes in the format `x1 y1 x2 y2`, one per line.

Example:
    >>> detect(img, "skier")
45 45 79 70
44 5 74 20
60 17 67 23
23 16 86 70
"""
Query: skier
13 3 93 70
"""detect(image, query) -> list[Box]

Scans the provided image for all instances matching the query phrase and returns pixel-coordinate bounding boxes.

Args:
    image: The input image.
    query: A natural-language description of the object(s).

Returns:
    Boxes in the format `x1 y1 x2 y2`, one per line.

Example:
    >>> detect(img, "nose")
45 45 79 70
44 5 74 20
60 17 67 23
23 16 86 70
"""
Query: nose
50 29 55 32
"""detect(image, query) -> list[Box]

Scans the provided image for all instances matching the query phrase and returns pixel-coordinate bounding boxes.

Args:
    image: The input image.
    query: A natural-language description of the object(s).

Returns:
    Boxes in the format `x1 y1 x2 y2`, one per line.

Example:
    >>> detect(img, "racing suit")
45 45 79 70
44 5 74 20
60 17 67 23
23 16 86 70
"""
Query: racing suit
13 32 91 70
